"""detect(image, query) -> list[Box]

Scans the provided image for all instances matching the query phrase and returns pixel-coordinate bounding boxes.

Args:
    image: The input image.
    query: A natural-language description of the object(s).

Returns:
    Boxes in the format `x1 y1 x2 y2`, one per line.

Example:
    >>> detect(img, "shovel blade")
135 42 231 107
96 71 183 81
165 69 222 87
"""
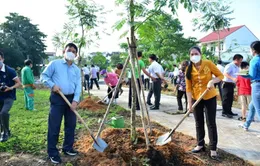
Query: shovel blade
156 132 172 146
92 137 108 152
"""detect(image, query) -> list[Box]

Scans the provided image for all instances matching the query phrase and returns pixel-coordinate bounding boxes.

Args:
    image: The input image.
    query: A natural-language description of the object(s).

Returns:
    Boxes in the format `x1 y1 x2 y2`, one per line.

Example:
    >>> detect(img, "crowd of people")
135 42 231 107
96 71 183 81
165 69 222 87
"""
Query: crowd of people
0 40 260 164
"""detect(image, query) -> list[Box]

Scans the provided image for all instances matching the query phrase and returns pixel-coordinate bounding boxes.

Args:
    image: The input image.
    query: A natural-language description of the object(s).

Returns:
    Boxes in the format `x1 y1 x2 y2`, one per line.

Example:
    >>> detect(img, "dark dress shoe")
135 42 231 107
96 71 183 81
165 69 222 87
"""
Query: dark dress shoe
191 146 206 153
146 102 153 106
230 112 238 116
222 113 233 118
150 106 159 110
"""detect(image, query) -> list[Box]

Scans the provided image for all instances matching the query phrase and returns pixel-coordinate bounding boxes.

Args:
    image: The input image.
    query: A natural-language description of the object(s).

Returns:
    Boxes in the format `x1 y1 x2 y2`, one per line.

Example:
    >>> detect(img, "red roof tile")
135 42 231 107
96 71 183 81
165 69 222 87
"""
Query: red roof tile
199 25 244 43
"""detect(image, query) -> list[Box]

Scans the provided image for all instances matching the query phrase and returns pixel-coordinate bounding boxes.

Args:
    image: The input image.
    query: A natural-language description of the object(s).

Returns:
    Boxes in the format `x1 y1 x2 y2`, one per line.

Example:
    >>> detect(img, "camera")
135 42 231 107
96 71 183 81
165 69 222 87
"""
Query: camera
0 82 7 92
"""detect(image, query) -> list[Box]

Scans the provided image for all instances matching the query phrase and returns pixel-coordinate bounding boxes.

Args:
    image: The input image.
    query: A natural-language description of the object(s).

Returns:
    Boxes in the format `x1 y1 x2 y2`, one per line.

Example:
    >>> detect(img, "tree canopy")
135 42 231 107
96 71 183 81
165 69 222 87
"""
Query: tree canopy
136 11 197 67
0 13 47 76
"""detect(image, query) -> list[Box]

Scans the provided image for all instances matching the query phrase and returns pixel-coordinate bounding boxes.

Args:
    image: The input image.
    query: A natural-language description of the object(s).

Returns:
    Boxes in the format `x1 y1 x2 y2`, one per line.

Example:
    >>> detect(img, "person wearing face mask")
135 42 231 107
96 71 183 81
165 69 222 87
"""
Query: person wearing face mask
21 59 36 111
176 61 189 113
222 54 243 118
186 46 223 160
239 41 260 132
0 51 22 142
100 69 119 104
41 43 81 164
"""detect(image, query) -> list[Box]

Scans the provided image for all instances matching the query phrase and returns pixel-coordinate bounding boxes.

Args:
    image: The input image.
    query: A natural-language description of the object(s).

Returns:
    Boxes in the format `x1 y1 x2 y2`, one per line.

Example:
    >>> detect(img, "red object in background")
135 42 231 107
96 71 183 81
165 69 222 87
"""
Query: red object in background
237 75 251 95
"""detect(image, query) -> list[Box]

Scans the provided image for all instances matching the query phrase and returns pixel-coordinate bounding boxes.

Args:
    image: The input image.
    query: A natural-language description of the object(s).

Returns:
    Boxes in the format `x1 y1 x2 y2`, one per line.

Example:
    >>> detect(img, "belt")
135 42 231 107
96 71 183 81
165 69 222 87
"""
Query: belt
23 84 34 88
223 81 235 84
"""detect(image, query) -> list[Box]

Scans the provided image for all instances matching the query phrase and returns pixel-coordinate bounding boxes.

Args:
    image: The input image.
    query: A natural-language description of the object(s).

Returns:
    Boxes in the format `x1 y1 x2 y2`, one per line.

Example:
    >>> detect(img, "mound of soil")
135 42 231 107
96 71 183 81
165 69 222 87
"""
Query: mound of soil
75 128 203 166
79 97 107 111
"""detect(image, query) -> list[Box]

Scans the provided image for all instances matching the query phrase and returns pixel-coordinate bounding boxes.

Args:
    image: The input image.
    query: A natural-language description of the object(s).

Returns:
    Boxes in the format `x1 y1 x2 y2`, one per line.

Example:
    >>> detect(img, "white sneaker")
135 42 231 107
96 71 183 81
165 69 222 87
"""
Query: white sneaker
113 99 117 104
238 124 248 131
106 99 110 104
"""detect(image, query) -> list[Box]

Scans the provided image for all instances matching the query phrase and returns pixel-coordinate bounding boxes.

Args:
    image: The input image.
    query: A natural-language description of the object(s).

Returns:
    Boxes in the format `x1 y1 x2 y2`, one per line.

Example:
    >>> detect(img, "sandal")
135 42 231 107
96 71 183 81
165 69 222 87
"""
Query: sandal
238 117 244 121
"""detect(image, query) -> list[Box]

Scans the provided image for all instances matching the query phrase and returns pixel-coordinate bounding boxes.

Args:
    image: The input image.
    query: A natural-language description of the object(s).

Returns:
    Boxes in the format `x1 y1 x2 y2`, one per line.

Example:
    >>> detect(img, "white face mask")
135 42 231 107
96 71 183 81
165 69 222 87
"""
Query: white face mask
0 61 3 68
190 55 201 64
65 52 76 61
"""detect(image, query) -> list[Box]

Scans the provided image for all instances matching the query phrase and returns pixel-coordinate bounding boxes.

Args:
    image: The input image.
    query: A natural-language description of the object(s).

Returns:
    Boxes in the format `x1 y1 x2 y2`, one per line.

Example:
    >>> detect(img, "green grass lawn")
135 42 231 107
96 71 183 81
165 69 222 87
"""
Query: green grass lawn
0 89 129 156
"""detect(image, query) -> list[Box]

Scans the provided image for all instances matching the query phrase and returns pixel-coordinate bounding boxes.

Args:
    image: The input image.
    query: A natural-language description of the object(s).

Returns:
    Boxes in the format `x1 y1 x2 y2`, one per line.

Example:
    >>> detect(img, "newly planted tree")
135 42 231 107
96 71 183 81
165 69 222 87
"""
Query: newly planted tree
114 0 198 144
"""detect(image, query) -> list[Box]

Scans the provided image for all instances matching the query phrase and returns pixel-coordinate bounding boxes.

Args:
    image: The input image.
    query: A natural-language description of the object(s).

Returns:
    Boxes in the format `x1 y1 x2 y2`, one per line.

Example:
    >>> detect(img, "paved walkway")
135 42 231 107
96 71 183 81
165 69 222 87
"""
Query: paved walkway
90 83 260 165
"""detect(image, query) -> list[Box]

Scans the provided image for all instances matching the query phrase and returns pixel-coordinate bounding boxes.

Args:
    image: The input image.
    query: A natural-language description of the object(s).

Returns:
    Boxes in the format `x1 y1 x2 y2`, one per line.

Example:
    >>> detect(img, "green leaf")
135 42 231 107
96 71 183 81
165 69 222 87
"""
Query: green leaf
113 19 127 31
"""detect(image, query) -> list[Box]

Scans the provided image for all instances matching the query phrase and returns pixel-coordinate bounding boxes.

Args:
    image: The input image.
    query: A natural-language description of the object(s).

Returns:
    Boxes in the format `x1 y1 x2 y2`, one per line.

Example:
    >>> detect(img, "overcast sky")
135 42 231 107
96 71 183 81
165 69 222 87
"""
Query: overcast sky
0 0 259 53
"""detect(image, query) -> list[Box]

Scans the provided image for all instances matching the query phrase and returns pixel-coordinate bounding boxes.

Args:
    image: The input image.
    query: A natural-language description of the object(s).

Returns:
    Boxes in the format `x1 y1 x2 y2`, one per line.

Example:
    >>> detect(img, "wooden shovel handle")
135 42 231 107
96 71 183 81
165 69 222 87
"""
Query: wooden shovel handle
58 90 94 136
168 89 209 137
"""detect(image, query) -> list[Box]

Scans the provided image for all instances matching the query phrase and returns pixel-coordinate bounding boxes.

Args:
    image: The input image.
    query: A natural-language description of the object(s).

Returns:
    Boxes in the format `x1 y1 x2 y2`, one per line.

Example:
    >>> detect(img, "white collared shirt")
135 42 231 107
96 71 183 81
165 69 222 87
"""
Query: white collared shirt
82 67 90 75
148 61 163 78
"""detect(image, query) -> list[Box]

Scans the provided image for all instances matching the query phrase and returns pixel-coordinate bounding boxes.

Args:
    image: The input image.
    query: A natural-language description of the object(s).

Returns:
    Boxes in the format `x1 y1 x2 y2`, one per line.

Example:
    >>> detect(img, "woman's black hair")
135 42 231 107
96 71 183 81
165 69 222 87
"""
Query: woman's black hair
186 46 201 80
250 41 260 54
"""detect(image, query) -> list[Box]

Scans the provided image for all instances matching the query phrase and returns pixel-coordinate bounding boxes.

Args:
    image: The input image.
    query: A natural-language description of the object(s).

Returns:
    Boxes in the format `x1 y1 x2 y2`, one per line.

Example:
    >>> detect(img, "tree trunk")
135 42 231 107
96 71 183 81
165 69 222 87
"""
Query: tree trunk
80 23 84 101
129 0 137 142
217 30 221 60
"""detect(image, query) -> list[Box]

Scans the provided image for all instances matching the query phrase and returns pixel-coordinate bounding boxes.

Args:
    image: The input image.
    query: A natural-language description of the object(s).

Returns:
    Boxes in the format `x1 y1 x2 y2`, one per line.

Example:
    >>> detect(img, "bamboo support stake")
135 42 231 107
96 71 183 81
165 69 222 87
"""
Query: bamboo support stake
96 55 130 138
127 37 150 148
133 38 152 133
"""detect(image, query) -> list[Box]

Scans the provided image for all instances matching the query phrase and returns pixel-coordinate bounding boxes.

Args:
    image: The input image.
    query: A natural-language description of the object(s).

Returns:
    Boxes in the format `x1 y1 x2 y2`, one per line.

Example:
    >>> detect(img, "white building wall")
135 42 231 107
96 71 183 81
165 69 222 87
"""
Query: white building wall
224 26 258 49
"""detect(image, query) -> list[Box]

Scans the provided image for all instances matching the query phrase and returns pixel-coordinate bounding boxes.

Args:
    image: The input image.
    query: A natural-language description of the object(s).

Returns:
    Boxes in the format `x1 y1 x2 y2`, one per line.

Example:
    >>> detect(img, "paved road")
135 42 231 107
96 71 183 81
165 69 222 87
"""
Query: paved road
90 83 260 165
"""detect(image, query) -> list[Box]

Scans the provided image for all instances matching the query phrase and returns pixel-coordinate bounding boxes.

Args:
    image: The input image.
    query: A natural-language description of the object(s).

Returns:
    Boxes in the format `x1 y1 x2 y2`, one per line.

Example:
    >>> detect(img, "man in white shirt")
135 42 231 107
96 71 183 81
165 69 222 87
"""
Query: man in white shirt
95 65 100 81
82 64 90 91
147 54 166 110
215 60 224 102
173 64 179 86
90 65 100 90
222 54 243 118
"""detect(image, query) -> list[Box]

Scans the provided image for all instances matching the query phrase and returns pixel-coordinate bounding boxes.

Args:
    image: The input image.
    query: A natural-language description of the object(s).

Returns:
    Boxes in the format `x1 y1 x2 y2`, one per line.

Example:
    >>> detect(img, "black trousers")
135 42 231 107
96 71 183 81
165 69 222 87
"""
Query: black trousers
177 90 187 111
84 74 90 90
107 86 119 99
214 81 223 102
97 72 100 81
90 78 100 89
144 78 150 90
147 82 153 104
193 96 218 151
151 79 161 108
128 78 141 109
222 82 235 114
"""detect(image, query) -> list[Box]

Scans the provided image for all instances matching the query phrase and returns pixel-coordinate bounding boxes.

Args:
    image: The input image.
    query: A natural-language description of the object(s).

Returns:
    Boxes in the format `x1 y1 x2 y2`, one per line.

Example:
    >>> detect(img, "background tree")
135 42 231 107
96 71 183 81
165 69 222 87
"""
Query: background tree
52 22 76 56
193 0 233 60
0 13 47 76
66 0 101 65
91 52 108 70
137 11 197 64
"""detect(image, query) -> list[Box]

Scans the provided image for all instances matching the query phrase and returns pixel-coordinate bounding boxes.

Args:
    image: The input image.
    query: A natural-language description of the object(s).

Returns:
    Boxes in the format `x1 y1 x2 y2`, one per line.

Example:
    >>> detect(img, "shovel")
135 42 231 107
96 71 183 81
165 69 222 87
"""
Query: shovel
58 90 108 152
96 87 115 104
156 89 208 146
